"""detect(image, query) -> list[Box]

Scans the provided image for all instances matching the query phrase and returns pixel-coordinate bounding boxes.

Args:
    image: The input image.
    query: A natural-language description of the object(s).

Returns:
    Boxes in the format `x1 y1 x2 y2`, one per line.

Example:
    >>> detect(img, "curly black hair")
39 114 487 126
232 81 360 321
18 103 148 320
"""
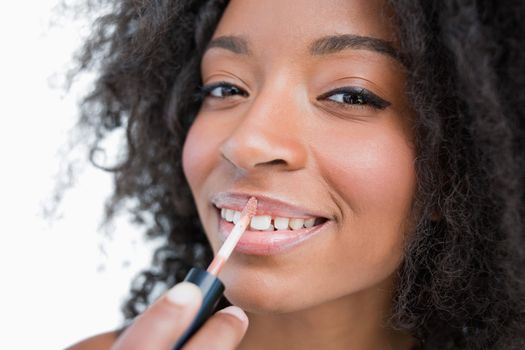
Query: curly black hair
73 0 525 349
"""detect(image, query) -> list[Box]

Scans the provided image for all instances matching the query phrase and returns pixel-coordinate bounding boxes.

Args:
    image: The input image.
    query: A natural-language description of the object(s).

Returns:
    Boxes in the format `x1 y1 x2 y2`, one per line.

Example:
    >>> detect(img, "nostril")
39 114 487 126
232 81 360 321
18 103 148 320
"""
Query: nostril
257 159 287 166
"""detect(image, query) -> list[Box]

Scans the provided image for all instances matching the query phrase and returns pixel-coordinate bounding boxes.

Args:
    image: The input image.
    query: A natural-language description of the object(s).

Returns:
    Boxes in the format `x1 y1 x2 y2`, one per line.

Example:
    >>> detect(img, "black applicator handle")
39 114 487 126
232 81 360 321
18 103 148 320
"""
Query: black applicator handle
171 267 225 350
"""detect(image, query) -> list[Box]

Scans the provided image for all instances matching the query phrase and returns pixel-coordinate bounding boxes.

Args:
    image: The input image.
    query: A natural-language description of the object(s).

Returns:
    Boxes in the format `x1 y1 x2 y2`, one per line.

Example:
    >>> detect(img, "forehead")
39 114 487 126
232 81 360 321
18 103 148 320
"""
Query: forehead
213 0 399 52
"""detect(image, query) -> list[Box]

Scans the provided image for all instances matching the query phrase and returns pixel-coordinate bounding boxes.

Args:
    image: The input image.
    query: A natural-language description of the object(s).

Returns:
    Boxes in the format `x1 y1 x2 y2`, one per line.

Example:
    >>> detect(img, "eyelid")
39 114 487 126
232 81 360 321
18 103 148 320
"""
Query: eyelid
316 86 391 110
198 81 249 99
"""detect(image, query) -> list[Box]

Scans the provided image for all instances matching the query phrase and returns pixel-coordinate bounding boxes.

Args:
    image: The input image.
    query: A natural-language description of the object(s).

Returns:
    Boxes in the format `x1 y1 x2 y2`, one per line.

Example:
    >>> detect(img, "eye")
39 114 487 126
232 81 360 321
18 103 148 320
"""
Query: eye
198 81 249 99
317 86 390 110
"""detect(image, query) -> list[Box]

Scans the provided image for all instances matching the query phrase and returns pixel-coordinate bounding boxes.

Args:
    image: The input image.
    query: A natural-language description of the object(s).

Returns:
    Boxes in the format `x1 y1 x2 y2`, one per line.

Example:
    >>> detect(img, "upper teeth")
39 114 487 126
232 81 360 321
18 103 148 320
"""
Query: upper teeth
220 208 317 231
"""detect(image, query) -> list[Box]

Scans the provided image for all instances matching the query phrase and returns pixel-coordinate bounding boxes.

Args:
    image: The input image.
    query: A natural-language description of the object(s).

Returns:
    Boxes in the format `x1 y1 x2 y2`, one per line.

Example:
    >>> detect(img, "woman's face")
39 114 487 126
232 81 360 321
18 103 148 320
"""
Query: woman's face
182 0 416 314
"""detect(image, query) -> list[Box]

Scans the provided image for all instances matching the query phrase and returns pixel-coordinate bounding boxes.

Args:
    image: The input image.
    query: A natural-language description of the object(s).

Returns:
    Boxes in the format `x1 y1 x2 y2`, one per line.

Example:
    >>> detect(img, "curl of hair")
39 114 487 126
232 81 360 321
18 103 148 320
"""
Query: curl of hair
75 0 525 348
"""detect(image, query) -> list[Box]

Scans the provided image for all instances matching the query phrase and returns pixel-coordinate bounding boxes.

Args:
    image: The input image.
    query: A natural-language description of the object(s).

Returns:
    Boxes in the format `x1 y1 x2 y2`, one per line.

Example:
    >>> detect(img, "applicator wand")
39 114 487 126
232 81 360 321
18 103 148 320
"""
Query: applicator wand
172 197 257 350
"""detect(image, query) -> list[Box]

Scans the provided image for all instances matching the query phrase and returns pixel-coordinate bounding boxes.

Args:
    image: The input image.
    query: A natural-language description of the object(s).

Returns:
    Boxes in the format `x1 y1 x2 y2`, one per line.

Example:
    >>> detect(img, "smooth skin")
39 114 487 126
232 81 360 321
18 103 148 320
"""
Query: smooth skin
183 0 416 349
70 0 417 349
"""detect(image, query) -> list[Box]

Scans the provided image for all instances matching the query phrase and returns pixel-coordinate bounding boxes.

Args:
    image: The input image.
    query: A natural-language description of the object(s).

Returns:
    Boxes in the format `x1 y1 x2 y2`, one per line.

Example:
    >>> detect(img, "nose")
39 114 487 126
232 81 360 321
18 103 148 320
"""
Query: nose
219 87 307 174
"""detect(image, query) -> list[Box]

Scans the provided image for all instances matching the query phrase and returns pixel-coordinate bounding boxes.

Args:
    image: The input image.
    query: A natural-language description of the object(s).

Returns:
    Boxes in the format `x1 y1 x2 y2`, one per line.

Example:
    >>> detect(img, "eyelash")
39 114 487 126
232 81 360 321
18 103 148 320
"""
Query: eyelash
197 81 248 100
316 86 390 110
198 81 390 110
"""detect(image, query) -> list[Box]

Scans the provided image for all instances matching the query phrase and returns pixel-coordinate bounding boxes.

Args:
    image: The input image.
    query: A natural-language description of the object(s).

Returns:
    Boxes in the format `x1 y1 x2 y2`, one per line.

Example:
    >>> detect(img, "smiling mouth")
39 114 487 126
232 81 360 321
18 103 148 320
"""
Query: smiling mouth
214 205 332 255
217 206 329 231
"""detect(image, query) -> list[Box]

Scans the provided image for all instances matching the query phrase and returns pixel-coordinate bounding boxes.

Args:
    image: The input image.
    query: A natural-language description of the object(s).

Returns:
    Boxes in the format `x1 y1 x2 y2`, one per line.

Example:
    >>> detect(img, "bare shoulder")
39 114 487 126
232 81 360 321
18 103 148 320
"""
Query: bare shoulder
66 330 120 350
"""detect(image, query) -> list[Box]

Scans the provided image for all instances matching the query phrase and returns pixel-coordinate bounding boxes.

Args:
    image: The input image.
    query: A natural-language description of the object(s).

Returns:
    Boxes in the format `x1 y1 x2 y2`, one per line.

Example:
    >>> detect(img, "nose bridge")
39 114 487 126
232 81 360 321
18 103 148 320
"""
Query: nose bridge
220 77 307 173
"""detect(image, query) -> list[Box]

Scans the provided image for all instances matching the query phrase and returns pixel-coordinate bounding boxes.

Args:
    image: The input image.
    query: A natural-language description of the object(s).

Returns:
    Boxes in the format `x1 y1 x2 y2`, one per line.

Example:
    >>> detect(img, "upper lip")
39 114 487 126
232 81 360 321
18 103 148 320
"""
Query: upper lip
210 191 330 219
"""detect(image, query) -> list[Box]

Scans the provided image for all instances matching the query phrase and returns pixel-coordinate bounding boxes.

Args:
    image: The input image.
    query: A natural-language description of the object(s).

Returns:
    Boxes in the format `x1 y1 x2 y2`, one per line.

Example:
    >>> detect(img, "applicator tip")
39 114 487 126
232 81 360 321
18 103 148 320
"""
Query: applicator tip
242 197 258 218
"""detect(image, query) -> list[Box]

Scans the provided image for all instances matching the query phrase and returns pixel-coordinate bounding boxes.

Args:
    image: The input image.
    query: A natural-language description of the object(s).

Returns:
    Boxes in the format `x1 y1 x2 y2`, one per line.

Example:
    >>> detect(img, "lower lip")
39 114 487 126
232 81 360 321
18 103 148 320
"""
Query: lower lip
217 212 333 256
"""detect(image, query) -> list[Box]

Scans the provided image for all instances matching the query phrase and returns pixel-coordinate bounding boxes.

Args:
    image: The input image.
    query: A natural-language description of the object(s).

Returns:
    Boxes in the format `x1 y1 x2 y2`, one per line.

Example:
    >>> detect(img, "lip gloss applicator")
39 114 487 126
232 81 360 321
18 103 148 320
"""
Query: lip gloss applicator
172 197 257 350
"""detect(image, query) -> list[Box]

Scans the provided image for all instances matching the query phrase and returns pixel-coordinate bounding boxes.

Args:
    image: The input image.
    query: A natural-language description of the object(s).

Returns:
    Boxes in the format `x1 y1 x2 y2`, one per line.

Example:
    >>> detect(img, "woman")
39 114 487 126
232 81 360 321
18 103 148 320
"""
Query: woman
68 0 525 349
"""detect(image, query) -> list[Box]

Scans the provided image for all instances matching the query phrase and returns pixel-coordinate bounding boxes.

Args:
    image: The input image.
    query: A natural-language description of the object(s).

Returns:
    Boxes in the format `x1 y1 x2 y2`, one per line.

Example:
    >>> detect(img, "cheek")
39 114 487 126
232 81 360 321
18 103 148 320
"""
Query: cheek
182 115 220 193
316 120 416 267
333 135 416 217
319 117 416 215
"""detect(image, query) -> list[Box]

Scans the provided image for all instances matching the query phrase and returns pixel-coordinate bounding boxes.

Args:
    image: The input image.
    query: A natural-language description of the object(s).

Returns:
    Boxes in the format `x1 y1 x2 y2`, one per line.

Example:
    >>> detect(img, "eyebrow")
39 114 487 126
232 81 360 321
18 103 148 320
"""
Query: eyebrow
206 36 251 55
205 34 404 64
309 34 403 63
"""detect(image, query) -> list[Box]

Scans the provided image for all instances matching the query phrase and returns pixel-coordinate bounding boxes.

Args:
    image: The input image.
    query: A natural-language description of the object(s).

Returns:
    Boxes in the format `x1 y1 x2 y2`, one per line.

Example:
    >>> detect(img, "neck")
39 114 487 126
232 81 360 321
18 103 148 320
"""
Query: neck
236 277 416 350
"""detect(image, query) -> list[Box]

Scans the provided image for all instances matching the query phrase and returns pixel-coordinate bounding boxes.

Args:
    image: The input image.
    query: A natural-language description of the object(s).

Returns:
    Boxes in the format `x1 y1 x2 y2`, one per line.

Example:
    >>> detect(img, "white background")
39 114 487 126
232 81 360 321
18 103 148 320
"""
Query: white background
0 2 159 349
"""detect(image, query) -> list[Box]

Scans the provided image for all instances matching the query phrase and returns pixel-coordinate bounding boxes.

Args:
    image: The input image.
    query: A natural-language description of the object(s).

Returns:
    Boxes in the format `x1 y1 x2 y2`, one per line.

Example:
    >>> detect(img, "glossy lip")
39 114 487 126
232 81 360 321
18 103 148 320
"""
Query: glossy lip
211 191 334 255
210 192 331 219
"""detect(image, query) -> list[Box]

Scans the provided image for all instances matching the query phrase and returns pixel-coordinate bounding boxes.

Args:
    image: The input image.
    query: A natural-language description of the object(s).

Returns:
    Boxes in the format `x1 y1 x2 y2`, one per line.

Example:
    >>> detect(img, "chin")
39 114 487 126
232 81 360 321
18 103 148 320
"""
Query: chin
220 268 306 314
224 286 302 315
